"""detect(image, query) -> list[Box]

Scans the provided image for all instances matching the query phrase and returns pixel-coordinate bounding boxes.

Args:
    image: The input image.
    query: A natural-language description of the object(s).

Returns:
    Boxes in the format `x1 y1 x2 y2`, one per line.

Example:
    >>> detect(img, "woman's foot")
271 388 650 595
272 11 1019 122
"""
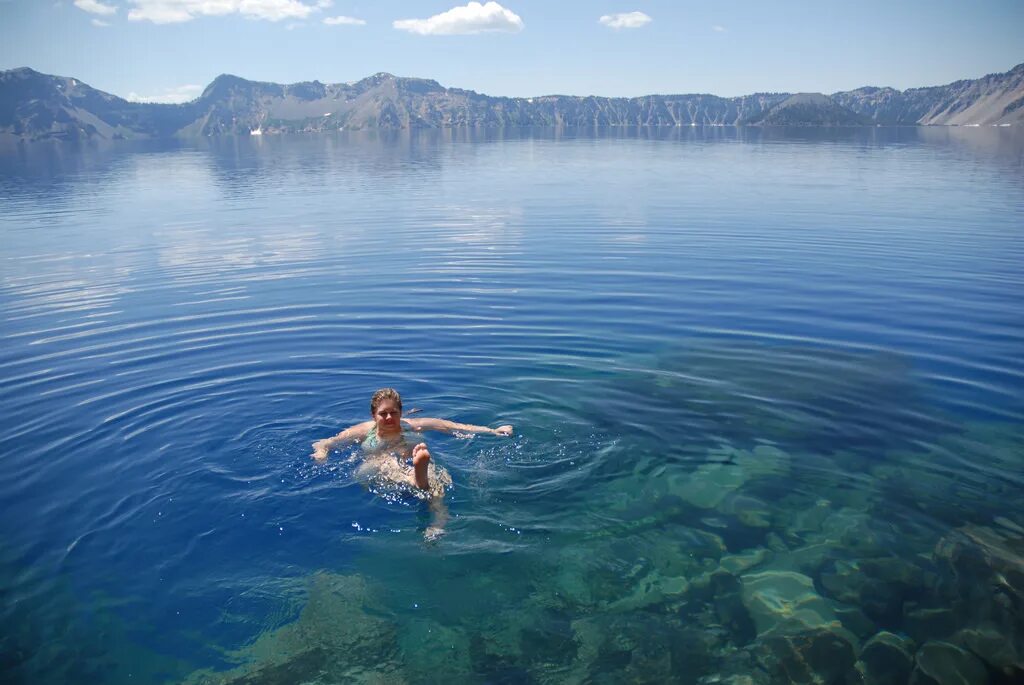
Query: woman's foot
411 442 431 490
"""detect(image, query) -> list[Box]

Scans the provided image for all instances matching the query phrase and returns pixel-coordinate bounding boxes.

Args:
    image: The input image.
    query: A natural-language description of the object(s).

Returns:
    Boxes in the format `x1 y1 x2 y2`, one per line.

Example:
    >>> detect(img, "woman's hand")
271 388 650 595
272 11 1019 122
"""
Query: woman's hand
493 425 514 437
311 439 331 461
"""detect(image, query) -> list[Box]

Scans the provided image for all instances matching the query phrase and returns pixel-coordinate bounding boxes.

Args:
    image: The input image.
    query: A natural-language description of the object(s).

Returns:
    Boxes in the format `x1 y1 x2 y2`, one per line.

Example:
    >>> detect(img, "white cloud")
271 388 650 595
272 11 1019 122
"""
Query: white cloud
127 0 327 24
74 0 117 15
323 15 364 26
91 18 110 26
712 24 726 32
598 11 651 30
126 84 203 104
394 1 523 36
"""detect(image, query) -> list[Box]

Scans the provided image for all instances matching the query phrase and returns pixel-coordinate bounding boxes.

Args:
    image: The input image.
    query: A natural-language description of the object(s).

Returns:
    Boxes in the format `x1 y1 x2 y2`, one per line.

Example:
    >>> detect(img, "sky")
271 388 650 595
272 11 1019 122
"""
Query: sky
1 1 1022 103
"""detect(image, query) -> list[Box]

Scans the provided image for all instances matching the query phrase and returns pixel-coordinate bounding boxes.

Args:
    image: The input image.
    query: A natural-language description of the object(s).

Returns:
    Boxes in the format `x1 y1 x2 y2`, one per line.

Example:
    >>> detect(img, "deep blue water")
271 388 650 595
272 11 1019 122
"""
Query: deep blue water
1 127 1023 684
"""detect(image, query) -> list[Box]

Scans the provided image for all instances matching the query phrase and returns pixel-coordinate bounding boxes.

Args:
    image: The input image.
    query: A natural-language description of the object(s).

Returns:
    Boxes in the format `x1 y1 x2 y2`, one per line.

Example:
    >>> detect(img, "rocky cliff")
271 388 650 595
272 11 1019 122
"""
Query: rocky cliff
832 63 1024 126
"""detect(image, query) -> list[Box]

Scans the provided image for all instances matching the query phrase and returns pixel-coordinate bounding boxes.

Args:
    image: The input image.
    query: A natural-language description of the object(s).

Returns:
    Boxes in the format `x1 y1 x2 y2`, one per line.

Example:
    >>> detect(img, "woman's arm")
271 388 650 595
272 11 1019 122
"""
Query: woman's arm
311 420 374 460
405 417 513 437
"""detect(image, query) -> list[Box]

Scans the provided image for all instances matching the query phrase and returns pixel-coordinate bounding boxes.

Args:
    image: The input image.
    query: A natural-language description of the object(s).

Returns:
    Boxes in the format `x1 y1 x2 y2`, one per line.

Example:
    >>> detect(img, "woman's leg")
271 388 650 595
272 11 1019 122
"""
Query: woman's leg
411 442 431 490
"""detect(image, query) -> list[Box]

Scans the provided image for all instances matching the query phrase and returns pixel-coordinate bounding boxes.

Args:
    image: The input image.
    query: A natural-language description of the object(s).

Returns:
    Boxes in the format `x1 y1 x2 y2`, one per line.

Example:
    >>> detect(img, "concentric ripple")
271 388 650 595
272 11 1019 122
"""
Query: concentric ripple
1 127 1023 684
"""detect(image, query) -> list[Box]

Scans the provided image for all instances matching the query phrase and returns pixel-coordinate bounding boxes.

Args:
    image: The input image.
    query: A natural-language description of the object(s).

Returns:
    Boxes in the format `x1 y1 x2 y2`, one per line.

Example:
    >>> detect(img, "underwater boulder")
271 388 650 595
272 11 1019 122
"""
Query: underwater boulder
910 641 989 685
788 498 837 536
605 569 690 613
737 444 792 479
696 648 773 685
755 626 858 684
952 623 1023 679
902 603 961 644
670 443 791 512
819 558 909 627
717 492 774 529
819 508 885 557
666 626 722 684
934 524 1024 607
568 613 676 684
833 605 878 641
183 572 401 684
931 523 1024 665
396 618 473 682
674 461 748 509
764 540 836 577
719 547 772 575
705 570 757 645
858 556 926 588
740 570 845 639
856 631 916 685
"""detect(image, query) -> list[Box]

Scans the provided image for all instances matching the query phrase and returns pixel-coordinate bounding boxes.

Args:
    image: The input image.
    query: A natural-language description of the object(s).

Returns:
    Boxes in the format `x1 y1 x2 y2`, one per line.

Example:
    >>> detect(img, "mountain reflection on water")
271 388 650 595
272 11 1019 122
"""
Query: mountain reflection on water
0 127 1022 684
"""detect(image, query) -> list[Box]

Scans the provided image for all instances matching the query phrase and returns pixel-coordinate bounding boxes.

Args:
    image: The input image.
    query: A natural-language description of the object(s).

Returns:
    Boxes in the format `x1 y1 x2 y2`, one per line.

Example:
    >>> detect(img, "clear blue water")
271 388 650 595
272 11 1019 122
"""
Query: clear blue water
1 127 1022 684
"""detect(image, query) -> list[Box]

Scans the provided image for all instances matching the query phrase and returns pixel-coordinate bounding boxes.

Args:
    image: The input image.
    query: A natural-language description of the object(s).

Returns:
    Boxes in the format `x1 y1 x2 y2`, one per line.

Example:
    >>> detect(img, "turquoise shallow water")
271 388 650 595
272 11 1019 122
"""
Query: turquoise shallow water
1 127 1023 684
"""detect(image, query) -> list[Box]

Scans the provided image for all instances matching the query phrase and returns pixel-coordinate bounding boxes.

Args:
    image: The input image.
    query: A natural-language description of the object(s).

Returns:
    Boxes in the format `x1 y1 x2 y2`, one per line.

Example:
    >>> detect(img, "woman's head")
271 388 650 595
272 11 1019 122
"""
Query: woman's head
370 387 402 416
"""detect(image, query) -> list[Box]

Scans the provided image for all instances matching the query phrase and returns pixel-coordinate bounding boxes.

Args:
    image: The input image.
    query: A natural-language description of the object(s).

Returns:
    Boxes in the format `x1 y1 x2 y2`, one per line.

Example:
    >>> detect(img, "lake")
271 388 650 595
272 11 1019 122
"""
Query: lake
1 126 1022 684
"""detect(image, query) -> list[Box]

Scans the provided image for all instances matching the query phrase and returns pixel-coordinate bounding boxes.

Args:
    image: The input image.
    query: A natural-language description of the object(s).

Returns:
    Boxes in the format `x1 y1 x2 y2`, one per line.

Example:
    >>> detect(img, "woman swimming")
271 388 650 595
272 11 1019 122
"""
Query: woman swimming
311 388 513 495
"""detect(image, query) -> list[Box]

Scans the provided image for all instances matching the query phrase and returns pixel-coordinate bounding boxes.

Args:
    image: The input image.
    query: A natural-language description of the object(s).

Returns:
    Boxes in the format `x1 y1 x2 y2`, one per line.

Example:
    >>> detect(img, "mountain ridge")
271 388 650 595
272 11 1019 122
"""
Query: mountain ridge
2 63 1022 141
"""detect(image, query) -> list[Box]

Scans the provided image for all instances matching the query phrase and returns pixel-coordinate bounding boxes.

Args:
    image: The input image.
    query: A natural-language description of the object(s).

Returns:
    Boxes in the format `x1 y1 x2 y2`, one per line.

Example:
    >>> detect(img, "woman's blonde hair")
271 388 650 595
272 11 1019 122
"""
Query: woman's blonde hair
370 388 402 415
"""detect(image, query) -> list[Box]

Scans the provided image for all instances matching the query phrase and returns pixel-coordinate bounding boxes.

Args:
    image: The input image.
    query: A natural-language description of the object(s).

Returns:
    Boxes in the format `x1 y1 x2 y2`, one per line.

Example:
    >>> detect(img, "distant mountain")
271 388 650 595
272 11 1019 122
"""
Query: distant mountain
832 63 1024 125
1 63 1022 141
741 93 871 126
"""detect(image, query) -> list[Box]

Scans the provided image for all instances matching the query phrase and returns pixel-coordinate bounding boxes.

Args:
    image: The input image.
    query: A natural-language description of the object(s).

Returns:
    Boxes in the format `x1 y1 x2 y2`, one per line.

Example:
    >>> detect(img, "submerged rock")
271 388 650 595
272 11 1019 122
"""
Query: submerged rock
934 524 1024 605
606 570 689 613
183 572 401 684
818 508 885 556
932 523 1024 670
552 520 721 614
755 627 857 684
788 499 836 536
911 641 989 685
856 631 915 685
902 603 960 644
740 570 842 638
397 618 473 683
820 558 916 627
568 613 678 683
720 547 771 575
671 444 791 511
953 623 1023 678
834 605 878 641
718 493 774 528
738 444 791 479
709 571 757 645
674 461 747 509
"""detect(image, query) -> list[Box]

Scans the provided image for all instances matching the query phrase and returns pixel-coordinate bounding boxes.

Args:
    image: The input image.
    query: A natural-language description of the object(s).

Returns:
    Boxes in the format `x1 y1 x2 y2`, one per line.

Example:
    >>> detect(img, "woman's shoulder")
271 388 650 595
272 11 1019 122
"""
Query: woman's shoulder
348 420 375 438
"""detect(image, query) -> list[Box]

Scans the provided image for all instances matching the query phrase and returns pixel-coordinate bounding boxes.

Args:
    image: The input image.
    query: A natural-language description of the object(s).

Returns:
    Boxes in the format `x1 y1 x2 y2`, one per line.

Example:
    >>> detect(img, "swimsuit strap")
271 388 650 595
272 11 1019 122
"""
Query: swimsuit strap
362 425 410 451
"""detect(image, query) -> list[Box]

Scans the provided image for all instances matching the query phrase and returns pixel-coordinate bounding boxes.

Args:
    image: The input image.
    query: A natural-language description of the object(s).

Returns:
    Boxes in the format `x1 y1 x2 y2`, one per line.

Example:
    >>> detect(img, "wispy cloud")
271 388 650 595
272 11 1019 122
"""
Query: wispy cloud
394 1 523 36
126 84 203 104
598 11 651 30
323 15 364 26
74 0 117 15
127 0 329 24
712 25 726 32
91 18 110 26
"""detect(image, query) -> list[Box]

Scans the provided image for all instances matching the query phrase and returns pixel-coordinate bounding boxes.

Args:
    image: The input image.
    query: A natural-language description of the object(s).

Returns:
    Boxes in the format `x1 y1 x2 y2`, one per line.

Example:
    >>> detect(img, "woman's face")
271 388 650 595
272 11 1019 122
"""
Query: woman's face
373 399 402 432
